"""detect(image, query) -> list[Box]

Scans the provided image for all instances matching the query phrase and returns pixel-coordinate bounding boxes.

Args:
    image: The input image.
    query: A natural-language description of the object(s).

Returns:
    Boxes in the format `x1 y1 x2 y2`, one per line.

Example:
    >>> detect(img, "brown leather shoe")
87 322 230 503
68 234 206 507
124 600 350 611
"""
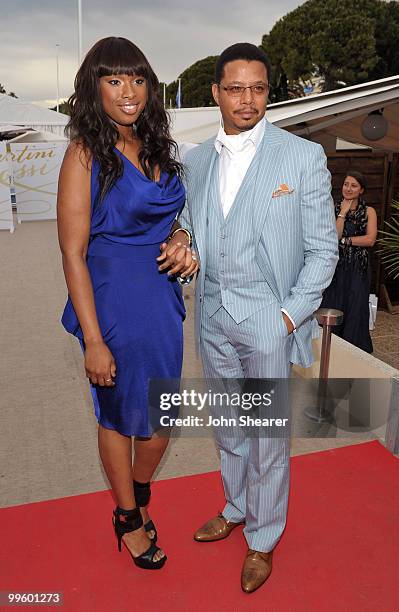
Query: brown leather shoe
193 513 244 542
241 549 273 593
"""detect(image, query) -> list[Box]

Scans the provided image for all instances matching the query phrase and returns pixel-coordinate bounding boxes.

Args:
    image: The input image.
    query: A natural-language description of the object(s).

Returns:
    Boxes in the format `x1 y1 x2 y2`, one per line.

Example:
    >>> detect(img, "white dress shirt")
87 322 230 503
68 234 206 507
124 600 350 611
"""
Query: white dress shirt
214 117 265 218
213 117 296 331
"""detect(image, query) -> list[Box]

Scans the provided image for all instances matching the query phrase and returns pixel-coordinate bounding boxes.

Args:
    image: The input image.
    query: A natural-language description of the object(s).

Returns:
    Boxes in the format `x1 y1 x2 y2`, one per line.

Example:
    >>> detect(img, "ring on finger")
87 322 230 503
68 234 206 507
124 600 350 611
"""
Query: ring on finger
105 378 112 382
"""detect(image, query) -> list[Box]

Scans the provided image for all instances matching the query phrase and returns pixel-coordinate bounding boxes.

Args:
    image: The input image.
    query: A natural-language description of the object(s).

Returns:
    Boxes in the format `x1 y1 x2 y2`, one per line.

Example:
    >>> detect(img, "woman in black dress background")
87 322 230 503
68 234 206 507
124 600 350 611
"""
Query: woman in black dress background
321 171 377 353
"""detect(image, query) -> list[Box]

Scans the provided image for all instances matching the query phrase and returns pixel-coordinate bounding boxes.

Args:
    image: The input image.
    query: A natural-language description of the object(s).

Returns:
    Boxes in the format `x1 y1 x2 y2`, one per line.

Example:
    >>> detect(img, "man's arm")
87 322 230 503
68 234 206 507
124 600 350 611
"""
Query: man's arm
281 144 338 328
177 198 194 237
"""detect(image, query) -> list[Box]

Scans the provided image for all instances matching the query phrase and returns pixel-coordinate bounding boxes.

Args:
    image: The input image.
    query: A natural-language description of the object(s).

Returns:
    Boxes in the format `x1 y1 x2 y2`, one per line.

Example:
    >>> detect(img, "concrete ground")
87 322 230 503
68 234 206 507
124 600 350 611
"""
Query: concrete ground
0 220 396 508
371 311 399 371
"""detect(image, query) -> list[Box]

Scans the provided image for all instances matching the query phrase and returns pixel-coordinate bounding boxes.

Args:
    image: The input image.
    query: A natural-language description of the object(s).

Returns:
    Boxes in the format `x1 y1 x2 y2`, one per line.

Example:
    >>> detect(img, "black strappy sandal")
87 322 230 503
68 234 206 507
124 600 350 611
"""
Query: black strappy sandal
133 480 157 543
112 506 166 570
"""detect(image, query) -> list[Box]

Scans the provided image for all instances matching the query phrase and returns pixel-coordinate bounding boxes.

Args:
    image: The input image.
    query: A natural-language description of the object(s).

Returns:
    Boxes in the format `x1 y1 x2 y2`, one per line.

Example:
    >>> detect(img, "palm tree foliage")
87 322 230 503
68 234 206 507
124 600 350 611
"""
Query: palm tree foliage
379 201 399 279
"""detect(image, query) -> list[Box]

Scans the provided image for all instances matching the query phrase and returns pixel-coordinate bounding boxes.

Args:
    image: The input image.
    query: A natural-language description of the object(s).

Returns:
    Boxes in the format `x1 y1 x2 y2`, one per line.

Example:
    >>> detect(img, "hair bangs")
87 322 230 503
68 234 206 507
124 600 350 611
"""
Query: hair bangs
94 37 149 79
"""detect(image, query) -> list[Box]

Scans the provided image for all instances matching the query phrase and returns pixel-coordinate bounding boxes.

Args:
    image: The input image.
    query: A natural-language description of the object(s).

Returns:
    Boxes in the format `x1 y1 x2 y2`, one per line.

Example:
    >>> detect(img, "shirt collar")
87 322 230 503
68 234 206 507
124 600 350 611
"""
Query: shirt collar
214 117 265 155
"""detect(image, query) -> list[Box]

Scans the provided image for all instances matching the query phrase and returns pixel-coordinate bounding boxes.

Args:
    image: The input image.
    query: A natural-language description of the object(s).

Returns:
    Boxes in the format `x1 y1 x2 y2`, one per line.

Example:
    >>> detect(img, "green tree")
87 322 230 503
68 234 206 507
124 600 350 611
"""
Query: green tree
369 1 399 80
50 101 70 115
379 201 399 280
167 56 218 108
262 0 399 101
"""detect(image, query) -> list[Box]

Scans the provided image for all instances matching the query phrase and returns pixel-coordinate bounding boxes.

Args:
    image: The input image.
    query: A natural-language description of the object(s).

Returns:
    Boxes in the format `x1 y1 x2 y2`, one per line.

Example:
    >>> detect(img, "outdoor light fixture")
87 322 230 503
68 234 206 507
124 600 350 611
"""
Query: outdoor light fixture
361 109 388 141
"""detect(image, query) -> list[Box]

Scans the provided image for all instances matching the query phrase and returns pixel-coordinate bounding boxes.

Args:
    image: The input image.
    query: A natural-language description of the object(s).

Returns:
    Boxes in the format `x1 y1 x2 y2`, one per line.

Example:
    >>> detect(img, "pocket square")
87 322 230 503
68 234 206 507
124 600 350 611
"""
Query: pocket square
272 184 294 198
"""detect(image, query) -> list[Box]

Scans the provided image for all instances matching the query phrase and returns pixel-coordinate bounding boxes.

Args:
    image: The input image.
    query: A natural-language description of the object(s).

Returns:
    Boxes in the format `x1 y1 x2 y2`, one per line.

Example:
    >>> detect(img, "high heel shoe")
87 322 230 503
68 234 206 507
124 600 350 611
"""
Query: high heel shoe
112 506 166 570
133 480 157 543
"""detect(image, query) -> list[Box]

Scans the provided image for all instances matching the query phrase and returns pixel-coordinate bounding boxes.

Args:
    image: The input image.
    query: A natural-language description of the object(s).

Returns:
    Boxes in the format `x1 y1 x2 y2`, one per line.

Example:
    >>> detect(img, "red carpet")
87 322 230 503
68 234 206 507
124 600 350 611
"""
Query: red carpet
1 441 398 611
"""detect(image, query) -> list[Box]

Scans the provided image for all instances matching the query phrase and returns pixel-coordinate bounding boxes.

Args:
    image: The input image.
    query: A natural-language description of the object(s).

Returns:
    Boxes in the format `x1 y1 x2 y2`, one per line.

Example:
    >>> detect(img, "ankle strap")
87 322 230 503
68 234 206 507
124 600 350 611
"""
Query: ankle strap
133 480 151 507
113 506 143 532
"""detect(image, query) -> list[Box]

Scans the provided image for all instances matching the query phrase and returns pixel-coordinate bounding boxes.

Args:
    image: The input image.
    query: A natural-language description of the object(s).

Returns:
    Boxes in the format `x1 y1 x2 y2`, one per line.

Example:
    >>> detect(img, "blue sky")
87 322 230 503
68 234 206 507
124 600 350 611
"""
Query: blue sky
1 0 303 106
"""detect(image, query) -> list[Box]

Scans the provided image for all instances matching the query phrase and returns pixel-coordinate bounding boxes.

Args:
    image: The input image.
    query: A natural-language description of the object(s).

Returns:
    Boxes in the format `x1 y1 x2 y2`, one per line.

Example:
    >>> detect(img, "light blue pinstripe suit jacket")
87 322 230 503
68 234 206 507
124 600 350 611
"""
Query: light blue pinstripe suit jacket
179 119 338 367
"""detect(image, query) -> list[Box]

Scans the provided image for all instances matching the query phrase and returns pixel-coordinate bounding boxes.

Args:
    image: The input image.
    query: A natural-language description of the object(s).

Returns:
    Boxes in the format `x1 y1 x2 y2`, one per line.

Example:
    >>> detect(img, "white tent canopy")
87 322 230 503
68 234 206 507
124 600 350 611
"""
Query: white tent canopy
0 94 68 137
10 129 67 143
169 75 399 152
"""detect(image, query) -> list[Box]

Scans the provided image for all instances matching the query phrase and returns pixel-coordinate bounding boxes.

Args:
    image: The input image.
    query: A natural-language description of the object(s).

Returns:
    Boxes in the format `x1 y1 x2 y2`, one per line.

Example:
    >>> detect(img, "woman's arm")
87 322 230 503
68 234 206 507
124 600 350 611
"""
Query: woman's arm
350 206 377 247
157 220 199 278
57 143 116 387
336 199 352 239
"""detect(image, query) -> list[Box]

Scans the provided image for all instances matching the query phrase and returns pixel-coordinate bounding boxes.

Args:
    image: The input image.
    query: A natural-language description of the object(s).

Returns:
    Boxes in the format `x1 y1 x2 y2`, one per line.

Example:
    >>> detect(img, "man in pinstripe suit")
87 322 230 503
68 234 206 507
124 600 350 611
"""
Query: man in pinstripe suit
161 43 338 593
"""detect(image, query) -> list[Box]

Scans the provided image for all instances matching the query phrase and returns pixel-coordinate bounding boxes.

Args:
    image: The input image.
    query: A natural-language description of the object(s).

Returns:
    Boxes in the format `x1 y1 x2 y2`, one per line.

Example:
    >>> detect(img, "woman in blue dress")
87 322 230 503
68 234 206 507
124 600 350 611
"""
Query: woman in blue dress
57 37 198 570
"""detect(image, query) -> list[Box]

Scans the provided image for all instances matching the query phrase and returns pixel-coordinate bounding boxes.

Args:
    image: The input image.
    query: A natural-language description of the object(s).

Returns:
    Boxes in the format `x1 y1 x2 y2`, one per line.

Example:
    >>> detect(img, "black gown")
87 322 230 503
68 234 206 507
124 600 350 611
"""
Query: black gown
321 200 373 353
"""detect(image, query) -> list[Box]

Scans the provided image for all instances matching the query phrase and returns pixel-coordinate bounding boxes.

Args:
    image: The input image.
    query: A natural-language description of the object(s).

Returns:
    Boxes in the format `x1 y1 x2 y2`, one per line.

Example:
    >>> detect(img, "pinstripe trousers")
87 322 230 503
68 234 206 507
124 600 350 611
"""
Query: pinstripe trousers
200 300 293 553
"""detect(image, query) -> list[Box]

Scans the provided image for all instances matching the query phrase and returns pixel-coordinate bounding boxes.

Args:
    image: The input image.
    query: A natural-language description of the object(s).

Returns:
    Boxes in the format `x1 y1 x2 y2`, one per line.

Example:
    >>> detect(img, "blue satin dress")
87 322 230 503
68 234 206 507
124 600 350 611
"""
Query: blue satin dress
62 149 186 436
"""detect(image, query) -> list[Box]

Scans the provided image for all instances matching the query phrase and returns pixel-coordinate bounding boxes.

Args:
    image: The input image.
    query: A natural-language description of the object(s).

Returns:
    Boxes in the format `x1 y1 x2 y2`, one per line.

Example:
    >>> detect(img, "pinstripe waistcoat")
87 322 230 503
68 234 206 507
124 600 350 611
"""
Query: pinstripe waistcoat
204 152 276 322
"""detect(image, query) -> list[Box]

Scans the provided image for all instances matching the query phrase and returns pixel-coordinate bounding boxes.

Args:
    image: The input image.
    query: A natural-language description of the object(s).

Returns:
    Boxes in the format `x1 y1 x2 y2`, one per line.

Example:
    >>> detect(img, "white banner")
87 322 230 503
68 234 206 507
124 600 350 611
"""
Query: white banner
9 141 67 222
0 141 14 232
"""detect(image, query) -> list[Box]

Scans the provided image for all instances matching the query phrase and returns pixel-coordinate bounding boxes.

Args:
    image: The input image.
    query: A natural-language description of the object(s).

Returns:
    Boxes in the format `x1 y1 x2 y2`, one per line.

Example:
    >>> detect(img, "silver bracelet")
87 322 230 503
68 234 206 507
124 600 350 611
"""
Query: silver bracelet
168 227 192 247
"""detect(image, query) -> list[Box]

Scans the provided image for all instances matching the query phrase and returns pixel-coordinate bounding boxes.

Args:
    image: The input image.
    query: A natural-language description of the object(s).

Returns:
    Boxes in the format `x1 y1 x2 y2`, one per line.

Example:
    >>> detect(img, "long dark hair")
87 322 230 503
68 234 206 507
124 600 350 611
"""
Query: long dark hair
66 37 182 200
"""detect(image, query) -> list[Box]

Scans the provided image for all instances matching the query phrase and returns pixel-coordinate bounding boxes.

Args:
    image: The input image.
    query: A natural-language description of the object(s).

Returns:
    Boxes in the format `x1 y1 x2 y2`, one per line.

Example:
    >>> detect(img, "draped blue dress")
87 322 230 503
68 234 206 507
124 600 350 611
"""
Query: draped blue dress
62 149 186 436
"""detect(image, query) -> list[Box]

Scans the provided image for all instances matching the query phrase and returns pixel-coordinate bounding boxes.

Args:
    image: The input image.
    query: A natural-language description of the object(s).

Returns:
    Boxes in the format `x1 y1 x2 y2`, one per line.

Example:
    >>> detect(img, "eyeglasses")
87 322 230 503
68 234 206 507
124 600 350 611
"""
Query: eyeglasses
219 83 270 97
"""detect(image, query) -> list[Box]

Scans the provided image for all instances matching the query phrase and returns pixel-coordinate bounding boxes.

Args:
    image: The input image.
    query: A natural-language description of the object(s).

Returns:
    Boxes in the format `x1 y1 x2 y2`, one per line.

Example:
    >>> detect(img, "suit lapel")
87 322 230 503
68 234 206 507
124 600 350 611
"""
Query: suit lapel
209 156 224 220
190 141 218 260
252 120 288 244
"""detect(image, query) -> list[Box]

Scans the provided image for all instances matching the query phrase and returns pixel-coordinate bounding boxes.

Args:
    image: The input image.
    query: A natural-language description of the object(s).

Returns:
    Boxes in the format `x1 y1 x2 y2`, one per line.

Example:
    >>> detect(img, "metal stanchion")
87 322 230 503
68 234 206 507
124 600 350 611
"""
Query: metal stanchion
304 308 344 423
